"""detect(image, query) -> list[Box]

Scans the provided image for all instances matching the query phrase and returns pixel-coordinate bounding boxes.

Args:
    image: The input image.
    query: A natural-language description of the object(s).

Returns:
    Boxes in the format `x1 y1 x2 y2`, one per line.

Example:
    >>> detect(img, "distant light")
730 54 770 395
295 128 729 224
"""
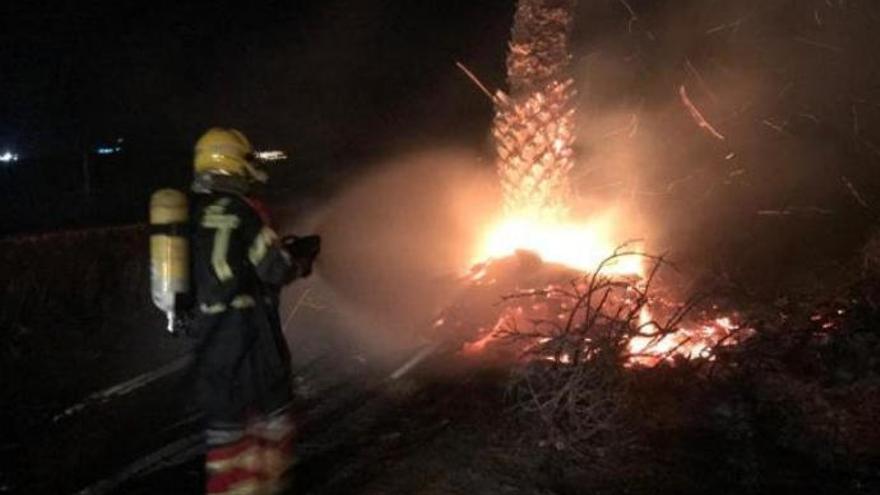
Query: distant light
254 150 288 162
0 151 19 163
95 146 122 155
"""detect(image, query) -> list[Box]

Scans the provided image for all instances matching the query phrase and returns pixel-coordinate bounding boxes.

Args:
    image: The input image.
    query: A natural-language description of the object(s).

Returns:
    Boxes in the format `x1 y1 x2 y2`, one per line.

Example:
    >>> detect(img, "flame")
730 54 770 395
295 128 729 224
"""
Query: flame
629 310 743 366
456 20 744 364
472 210 643 276
459 207 747 366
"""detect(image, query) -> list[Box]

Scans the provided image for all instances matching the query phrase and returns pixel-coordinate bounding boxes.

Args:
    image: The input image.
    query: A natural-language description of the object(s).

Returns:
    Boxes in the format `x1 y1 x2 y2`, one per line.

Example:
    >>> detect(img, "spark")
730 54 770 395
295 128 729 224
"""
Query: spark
679 85 726 141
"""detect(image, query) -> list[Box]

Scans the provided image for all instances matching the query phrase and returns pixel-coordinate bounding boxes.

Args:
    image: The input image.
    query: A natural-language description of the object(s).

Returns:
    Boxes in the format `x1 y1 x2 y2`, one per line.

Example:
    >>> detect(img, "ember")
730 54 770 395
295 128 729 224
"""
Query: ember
442 0 748 366
439 250 748 367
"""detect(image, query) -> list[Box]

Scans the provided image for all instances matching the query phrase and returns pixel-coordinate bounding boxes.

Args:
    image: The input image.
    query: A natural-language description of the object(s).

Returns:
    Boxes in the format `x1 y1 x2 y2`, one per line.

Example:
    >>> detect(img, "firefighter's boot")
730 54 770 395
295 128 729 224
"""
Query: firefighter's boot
252 409 296 494
205 428 263 495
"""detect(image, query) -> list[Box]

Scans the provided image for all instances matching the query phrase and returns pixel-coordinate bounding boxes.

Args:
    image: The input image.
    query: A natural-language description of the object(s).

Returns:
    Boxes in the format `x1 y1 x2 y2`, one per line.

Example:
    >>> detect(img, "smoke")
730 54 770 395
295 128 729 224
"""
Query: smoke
566 0 880 289
274 0 880 359
281 149 500 355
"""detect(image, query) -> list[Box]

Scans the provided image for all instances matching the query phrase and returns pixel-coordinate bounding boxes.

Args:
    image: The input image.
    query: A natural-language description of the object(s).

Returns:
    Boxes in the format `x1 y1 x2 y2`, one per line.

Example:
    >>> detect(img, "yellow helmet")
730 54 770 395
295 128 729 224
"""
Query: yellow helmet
193 128 267 182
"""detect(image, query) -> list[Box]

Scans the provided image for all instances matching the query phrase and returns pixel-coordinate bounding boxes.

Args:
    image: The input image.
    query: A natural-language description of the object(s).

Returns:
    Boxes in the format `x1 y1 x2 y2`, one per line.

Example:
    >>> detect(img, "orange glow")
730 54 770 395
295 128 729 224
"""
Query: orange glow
472 210 644 276
628 311 743 366
461 206 746 365
455 23 746 364
462 329 502 355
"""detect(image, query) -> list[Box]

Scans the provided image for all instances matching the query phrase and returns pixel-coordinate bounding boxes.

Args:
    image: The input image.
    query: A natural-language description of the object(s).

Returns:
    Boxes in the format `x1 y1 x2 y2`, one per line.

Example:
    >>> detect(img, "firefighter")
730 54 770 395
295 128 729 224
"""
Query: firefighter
189 128 319 495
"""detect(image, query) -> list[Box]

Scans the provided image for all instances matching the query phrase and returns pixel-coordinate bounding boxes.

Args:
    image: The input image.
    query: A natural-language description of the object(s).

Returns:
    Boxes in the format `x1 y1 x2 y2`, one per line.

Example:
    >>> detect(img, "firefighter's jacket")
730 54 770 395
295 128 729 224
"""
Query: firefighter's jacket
190 191 299 423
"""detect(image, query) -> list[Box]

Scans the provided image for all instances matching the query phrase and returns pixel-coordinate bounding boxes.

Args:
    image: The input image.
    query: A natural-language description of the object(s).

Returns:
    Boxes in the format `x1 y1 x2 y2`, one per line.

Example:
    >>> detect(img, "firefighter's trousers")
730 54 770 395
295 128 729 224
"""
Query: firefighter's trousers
193 303 294 495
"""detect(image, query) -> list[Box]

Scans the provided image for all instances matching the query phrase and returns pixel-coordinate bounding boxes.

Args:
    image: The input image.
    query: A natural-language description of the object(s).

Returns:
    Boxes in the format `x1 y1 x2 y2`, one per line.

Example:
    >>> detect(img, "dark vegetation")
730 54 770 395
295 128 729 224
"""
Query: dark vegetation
427 246 879 494
496 254 880 494
0 227 196 493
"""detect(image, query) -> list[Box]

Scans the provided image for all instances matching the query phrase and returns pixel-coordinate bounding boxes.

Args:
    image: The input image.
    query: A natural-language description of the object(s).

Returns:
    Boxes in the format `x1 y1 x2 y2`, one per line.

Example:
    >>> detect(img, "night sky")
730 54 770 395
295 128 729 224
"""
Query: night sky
1 1 516 154
1 1 514 233
5 0 880 243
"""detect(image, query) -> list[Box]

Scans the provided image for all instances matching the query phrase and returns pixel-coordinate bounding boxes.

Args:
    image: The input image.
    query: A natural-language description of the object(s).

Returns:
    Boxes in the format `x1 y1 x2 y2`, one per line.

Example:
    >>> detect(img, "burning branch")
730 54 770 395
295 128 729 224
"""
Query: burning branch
679 84 726 141
496 248 746 456
454 60 496 102
501 250 664 456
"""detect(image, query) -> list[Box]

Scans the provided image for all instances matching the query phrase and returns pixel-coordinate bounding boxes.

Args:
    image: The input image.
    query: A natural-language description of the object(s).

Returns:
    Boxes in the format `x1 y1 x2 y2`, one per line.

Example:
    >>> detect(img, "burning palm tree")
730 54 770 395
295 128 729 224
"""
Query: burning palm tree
457 0 745 366
494 0 577 221
474 0 641 274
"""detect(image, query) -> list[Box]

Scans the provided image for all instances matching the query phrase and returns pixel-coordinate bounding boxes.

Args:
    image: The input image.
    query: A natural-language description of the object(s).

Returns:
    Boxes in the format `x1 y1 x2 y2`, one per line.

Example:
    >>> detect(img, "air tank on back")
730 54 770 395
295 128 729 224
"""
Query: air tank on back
149 188 190 333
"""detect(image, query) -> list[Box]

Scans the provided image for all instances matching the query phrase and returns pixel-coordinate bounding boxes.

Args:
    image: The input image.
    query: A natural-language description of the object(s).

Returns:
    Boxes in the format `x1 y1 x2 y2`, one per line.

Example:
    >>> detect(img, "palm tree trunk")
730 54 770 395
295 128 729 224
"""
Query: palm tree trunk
494 0 577 220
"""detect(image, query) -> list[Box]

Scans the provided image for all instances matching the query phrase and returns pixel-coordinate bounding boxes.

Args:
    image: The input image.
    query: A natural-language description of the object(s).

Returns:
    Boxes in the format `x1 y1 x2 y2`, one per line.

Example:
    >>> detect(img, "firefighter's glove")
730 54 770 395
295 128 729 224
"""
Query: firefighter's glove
282 235 321 277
